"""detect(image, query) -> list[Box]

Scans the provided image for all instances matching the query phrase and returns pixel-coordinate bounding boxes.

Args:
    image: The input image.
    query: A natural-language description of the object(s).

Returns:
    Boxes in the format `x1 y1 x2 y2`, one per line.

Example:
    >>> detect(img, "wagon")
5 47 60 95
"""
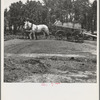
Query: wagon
50 22 84 43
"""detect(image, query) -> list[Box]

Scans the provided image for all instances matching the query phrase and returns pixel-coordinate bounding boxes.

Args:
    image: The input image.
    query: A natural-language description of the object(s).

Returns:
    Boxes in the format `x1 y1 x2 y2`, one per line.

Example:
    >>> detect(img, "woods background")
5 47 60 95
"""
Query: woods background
4 0 97 34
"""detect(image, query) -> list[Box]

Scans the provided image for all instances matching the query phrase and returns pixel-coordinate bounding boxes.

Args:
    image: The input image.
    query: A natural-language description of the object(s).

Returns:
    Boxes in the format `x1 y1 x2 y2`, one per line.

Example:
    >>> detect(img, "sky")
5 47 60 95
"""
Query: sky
4 0 95 10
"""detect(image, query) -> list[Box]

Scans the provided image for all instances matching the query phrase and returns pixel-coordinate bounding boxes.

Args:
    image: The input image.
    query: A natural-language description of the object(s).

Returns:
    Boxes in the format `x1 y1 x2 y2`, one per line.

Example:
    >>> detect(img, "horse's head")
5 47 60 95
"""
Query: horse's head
23 21 28 29
24 21 32 30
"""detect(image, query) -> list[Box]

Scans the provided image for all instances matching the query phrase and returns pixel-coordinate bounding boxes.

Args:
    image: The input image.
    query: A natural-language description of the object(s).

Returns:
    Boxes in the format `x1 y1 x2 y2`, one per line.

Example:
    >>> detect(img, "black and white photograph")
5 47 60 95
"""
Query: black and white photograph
4 0 98 83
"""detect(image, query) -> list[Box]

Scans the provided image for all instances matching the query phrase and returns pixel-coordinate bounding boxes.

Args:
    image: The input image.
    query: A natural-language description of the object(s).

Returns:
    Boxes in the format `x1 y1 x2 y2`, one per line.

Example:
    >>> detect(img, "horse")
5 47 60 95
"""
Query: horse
23 21 50 39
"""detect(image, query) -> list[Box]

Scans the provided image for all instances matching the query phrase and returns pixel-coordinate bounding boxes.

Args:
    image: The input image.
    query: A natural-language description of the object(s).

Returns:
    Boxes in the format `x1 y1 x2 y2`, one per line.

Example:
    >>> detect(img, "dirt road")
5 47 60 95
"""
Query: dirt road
4 39 97 83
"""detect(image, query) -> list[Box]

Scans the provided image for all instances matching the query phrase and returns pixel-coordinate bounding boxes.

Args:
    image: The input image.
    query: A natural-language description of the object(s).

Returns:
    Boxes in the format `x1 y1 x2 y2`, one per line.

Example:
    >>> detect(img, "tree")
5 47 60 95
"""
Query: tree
5 0 96 35
92 0 97 32
4 9 10 34
9 1 24 34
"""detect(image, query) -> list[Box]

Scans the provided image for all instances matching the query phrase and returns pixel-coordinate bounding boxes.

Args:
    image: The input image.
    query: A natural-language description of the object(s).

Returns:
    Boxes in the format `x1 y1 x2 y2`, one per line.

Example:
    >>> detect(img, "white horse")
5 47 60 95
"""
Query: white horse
24 21 49 39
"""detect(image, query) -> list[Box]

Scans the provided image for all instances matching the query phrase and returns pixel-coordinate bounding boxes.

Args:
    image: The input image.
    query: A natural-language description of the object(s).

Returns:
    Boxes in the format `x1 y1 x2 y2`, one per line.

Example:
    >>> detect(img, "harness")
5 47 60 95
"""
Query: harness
31 23 33 30
25 21 32 30
25 21 39 33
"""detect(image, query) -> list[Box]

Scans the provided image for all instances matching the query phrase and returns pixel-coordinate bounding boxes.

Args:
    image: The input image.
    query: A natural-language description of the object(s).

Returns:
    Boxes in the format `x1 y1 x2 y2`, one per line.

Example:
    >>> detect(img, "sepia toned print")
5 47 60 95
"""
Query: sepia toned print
4 0 97 83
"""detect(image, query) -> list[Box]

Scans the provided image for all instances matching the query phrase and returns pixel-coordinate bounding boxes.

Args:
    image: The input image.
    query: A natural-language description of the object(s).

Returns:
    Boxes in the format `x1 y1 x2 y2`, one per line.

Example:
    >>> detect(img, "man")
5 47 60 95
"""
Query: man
54 18 62 26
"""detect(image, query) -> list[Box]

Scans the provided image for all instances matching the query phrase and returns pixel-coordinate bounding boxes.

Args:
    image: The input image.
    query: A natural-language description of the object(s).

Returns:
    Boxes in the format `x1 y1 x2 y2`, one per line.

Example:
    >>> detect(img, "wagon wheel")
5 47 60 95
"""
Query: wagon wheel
88 36 94 41
74 35 80 42
55 30 65 40
66 30 73 41
73 30 84 43
70 30 80 42
78 34 84 43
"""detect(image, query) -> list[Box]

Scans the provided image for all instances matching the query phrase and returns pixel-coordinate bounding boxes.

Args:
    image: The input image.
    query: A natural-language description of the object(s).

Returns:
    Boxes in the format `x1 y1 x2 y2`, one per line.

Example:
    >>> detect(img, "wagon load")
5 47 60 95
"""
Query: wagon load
63 22 73 28
62 22 81 29
73 23 81 29
51 22 83 42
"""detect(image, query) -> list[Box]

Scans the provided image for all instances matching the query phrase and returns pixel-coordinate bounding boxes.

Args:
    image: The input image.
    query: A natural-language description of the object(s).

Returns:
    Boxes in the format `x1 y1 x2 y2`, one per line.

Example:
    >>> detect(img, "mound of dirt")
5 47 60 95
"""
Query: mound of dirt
4 55 96 82
4 57 50 82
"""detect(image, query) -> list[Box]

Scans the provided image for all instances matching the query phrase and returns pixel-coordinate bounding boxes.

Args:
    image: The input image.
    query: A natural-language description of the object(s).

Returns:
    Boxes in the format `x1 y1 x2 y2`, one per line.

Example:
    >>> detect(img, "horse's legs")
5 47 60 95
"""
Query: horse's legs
35 33 38 40
33 32 36 40
28 32 30 39
29 31 33 39
26 32 29 39
43 31 46 39
42 30 48 39
45 29 50 39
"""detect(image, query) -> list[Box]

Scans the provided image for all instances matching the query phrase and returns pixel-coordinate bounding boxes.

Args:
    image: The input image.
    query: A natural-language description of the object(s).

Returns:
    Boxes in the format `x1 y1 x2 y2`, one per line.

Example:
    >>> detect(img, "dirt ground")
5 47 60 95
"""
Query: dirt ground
4 39 97 83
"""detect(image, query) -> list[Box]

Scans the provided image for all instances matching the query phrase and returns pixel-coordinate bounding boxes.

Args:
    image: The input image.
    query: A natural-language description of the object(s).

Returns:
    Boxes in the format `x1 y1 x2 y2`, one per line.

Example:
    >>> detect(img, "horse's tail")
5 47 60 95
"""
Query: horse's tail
44 25 50 36
46 28 50 36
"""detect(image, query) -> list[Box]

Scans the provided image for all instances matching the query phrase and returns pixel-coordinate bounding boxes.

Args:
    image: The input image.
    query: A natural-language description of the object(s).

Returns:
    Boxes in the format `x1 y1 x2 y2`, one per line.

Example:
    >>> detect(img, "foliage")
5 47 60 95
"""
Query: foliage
4 0 97 34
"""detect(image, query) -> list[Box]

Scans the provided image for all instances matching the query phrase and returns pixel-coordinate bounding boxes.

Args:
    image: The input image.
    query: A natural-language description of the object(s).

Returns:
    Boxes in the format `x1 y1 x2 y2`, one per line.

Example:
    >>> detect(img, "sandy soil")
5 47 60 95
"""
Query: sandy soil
5 39 96 55
4 39 97 83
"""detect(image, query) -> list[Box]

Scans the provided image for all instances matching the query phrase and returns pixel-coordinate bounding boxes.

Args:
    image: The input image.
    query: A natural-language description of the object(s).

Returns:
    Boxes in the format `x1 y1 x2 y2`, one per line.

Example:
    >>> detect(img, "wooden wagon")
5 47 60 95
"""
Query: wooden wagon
50 22 84 43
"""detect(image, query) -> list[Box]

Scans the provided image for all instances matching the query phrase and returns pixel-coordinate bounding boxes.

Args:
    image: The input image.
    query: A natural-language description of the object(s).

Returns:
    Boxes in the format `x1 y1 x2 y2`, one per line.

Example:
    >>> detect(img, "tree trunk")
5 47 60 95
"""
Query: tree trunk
14 25 17 35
